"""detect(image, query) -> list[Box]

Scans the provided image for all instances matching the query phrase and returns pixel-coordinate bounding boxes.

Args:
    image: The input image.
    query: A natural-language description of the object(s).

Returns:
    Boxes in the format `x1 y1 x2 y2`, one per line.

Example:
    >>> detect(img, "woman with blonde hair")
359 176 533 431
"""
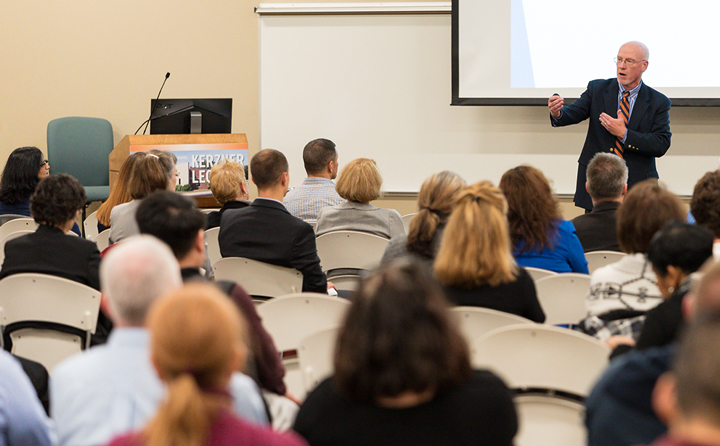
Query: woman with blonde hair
315 158 404 239
206 160 250 229
499 165 588 274
106 283 307 446
109 152 176 244
381 171 465 264
434 181 545 322
95 152 147 232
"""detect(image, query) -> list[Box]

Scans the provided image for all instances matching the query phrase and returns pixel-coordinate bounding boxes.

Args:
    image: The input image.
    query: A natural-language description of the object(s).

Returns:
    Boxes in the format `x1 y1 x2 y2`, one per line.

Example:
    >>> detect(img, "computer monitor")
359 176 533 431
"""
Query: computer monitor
149 98 232 134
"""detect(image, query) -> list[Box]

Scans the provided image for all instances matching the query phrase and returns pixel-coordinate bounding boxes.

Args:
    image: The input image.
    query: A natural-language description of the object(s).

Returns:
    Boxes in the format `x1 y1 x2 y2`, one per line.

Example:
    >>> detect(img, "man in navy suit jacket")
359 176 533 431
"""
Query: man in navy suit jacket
549 41 671 211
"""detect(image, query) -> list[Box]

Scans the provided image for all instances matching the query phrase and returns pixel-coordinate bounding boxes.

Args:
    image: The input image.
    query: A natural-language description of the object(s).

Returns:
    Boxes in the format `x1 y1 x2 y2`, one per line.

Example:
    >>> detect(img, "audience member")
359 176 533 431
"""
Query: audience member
219 149 327 293
581 180 686 341
499 165 588 273
0 146 48 216
315 158 404 239
283 138 345 222
106 283 307 446
690 170 720 258
95 152 147 232
434 181 545 322
0 349 55 446
609 221 713 357
136 191 290 401
380 171 465 265
294 259 517 445
52 236 267 446
109 151 176 243
206 160 250 229
571 153 628 252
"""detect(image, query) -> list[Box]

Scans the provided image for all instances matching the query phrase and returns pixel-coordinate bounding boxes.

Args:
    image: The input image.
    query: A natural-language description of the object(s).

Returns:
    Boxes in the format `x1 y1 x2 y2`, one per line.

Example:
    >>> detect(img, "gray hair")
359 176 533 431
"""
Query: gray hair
586 153 628 200
100 235 182 326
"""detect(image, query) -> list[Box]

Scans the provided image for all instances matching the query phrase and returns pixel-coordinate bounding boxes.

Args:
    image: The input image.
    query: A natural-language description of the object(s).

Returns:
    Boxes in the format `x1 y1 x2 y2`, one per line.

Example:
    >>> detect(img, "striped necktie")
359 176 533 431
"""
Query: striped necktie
613 91 631 158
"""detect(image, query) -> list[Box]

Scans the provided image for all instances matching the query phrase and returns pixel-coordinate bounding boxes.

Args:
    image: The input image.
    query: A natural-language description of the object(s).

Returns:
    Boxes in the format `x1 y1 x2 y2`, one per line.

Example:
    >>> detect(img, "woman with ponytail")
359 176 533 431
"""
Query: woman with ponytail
380 171 465 265
434 181 545 322
106 283 307 446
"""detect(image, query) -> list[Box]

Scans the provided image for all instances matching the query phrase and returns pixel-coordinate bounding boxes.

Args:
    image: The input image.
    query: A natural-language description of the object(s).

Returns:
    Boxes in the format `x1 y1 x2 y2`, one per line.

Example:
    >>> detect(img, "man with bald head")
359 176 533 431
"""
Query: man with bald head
548 41 671 211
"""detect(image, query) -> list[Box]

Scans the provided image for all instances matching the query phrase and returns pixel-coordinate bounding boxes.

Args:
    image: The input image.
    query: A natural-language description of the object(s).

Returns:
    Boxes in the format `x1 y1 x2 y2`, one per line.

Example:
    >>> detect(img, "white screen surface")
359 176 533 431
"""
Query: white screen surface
454 0 720 104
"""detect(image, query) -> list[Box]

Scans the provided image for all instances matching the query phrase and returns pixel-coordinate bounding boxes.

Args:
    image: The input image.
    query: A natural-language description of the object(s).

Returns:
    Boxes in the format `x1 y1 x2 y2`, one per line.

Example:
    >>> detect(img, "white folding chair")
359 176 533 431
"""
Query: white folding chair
534 273 591 326
200 208 218 214
307 220 317 232
0 273 101 371
213 257 303 299
514 394 587 446
315 230 389 274
450 306 534 344
401 213 417 234
524 266 558 282
0 230 35 266
0 214 27 226
298 325 340 393
585 251 628 274
95 229 111 251
471 324 610 398
204 227 221 266
0 218 38 241
256 294 350 399
83 210 100 241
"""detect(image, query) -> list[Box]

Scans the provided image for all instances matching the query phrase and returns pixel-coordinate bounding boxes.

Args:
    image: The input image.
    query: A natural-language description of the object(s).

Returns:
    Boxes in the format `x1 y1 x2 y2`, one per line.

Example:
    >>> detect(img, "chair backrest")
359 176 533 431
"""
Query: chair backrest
0 218 38 241
585 251 628 274
0 214 28 226
0 230 35 265
327 274 361 292
315 230 389 272
307 220 317 232
450 306 535 344
204 227 221 266
534 273 591 326
83 211 100 241
47 117 114 187
95 229 112 251
471 324 610 397
298 325 340 393
255 294 350 353
213 257 303 299
513 394 587 446
0 273 101 370
401 213 417 234
524 266 558 282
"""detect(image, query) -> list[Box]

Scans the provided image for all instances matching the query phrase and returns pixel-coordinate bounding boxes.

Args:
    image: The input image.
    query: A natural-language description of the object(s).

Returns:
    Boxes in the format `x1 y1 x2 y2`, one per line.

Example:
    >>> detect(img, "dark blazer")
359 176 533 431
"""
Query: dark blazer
206 200 251 230
571 201 622 253
553 79 671 210
218 198 327 294
0 225 101 290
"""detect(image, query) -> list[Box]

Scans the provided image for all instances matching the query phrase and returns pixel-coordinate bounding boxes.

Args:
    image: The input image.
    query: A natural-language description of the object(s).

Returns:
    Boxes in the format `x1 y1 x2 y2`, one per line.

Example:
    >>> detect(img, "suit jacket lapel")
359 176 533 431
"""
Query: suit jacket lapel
627 84 649 130
604 81 619 118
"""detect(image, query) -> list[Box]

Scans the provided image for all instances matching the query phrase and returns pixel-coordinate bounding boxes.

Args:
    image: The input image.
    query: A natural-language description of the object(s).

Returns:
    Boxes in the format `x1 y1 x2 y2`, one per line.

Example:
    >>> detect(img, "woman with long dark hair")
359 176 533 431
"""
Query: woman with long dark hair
0 146 49 215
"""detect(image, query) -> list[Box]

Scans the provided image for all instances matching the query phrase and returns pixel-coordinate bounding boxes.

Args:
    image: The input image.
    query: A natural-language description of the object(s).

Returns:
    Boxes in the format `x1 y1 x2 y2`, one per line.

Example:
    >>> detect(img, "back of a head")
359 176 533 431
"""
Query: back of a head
303 138 336 175
673 312 720 428
499 165 561 252
208 160 246 204
144 283 247 446
96 152 148 226
0 146 44 205
250 149 288 190
30 174 86 228
129 154 174 200
692 261 720 314
616 180 685 254
586 153 628 201
136 191 207 260
334 158 382 203
435 181 516 288
334 259 470 403
647 221 714 278
690 170 720 239
407 171 465 259
100 235 182 326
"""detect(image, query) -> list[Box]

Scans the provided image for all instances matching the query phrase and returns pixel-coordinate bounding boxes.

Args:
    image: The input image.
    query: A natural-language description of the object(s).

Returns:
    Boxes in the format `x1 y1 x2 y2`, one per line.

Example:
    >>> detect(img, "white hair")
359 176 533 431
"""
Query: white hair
100 235 182 326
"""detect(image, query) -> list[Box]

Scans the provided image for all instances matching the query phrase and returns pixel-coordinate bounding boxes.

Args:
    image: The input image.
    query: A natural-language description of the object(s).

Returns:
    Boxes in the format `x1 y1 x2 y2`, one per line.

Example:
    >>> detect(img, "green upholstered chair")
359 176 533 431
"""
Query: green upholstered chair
47 117 113 204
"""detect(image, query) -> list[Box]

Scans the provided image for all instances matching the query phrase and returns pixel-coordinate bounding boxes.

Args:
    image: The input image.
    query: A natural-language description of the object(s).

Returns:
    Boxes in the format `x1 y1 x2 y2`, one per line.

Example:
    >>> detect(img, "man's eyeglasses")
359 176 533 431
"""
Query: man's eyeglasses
614 57 645 67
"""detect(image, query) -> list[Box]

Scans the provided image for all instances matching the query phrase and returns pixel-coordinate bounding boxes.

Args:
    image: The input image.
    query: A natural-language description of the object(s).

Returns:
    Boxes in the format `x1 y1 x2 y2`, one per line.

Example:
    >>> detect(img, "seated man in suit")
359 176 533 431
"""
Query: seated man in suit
50 236 268 446
571 153 627 252
219 149 328 294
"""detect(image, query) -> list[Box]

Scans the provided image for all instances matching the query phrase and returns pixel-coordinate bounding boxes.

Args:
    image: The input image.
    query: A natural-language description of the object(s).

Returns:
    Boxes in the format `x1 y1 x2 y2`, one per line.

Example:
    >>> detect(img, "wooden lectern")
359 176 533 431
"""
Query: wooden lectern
109 134 248 207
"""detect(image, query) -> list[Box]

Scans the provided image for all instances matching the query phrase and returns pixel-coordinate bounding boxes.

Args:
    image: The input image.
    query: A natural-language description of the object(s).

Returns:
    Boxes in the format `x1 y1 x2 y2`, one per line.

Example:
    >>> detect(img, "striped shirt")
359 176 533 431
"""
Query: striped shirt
283 177 345 222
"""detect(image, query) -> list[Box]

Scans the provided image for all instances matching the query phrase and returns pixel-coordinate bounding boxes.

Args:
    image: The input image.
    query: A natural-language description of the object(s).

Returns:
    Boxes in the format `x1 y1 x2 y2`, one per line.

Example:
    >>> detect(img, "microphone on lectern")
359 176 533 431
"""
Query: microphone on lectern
134 72 171 135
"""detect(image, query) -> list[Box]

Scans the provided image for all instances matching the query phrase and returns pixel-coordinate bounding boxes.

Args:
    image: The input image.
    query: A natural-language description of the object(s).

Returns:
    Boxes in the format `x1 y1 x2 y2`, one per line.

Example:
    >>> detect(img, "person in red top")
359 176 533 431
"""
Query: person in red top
105 283 307 446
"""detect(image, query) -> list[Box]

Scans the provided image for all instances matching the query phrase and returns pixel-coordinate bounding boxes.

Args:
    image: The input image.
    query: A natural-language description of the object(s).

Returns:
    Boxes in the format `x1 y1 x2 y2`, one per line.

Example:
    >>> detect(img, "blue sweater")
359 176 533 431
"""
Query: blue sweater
513 220 589 274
